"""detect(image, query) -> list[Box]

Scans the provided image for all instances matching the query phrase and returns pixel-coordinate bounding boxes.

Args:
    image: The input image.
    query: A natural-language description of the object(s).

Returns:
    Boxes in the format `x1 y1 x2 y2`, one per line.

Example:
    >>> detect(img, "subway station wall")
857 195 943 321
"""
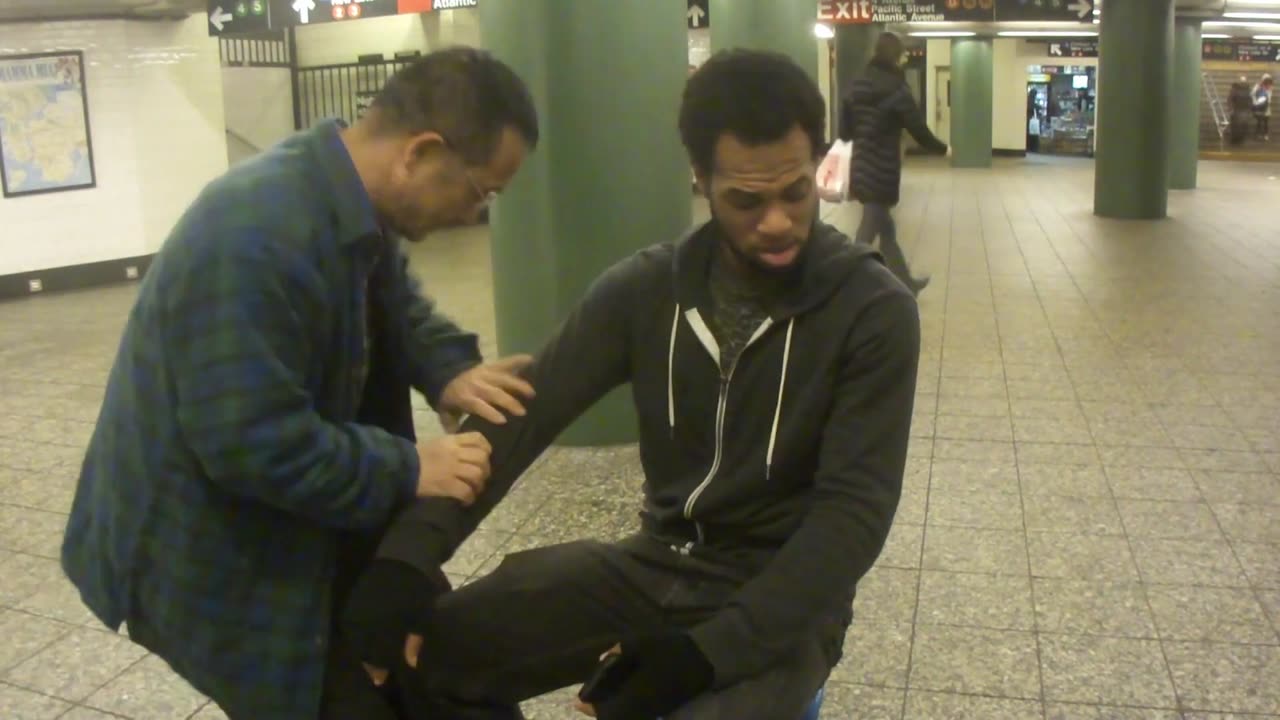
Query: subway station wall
292 10 481 68
925 38 1098 154
0 16 227 277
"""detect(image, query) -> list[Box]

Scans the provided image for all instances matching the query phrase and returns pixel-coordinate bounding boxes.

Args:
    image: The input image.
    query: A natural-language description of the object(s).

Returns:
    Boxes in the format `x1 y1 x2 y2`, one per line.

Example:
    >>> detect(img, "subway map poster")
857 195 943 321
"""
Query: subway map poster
0 51 97 198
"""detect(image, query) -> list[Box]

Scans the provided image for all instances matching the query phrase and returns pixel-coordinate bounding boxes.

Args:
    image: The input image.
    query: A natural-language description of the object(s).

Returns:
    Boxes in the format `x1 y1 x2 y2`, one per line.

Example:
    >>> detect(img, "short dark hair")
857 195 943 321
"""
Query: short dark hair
678 49 826 175
370 46 539 165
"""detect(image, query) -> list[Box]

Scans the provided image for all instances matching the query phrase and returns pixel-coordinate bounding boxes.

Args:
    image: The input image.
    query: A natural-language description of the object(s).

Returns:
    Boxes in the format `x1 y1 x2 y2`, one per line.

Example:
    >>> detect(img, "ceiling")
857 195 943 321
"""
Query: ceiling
0 0 204 23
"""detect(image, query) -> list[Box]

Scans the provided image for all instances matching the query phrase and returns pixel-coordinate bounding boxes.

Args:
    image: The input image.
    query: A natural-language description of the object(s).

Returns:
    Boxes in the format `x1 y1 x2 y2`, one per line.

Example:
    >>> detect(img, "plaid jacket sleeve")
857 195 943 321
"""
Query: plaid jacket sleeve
391 247 483 406
163 223 420 531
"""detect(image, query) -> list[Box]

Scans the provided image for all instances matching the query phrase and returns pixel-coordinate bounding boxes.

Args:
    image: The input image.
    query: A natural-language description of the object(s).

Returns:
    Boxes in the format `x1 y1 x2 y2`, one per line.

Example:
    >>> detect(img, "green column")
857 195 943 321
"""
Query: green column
831 23 882 131
710 0 817 81
1094 0 1175 218
479 1 692 446
1168 17 1203 190
950 38 993 168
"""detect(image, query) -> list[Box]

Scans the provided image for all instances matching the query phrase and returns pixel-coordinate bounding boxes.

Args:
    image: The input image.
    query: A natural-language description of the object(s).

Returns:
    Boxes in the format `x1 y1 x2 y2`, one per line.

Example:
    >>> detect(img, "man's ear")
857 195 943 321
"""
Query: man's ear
693 171 710 198
403 131 448 169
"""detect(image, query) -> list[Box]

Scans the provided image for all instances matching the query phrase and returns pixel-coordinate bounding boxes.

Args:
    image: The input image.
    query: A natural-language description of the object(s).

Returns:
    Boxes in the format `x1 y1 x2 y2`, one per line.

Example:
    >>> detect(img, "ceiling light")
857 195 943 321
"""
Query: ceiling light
998 30 1098 37
1204 20 1280 28
909 31 977 37
1201 33 1232 38
1224 11 1280 19
1254 34 1280 39
814 23 834 39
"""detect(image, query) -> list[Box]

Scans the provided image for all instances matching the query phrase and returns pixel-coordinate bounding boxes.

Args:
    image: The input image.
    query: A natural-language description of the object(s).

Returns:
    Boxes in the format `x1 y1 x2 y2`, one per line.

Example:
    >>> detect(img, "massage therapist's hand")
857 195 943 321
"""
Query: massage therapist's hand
415 432 491 505
439 354 536 425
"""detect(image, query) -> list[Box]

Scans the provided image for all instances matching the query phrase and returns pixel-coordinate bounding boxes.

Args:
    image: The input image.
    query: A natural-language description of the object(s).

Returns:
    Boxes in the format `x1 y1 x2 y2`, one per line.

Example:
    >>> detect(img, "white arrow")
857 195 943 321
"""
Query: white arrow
293 0 316 24
688 4 706 27
209 5 233 31
1067 0 1091 20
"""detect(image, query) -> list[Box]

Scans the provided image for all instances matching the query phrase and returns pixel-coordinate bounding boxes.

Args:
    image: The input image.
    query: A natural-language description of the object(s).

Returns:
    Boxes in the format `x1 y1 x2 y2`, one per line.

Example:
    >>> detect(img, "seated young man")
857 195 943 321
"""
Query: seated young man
342 49 921 720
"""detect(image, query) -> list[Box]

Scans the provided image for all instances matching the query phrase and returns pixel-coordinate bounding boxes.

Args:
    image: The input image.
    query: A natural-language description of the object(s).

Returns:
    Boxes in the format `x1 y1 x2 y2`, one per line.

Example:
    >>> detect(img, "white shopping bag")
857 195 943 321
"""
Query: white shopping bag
816 140 852 203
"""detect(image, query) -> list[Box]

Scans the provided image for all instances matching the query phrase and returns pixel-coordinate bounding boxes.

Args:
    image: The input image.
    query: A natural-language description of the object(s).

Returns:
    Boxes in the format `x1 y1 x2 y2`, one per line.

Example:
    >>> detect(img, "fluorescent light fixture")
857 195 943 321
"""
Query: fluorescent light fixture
998 30 1098 37
814 23 834 39
1204 20 1280 28
1224 11 1280 18
1201 33 1232 38
1254 34 1280 39
909 31 977 37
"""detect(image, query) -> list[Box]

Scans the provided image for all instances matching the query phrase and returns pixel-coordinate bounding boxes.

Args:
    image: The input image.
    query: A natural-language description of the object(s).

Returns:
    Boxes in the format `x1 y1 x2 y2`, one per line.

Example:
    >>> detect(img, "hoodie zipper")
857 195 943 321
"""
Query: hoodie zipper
680 315 774 537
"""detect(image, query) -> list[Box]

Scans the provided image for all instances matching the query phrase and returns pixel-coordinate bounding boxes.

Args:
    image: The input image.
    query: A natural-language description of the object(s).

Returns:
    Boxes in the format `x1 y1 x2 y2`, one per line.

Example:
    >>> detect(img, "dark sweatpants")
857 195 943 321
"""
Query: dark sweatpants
399 534 841 720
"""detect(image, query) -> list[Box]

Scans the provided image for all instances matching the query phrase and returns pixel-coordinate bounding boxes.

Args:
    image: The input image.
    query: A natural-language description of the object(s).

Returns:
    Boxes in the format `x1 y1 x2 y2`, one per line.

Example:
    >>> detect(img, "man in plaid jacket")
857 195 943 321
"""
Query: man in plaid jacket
60 48 539 719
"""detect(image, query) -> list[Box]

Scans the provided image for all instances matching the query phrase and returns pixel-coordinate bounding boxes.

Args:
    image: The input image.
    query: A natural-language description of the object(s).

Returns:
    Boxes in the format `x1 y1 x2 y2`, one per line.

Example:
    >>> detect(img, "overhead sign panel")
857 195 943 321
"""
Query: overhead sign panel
994 0 1093 22
206 0 272 35
687 0 709 28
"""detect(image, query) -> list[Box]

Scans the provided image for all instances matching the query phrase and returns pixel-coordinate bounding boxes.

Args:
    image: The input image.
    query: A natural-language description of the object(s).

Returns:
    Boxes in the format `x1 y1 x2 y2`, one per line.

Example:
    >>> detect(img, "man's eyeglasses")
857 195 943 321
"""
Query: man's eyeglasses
440 133 498 208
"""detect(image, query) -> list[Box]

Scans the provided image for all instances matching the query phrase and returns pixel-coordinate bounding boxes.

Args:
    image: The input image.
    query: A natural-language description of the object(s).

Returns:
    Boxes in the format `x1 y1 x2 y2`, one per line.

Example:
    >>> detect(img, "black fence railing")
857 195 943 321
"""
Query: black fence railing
219 32 291 68
296 58 415 128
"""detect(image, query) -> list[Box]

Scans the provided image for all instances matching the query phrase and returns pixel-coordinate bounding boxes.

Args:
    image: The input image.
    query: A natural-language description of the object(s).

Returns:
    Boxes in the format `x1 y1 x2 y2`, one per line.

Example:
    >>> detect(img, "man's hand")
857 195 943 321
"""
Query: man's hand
416 432 491 505
439 355 536 425
343 560 450 676
573 631 714 720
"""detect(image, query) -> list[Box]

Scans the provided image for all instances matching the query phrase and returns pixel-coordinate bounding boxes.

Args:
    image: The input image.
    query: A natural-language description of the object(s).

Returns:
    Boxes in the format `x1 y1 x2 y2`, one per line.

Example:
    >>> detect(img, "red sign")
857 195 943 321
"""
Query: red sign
818 0 874 24
398 0 477 11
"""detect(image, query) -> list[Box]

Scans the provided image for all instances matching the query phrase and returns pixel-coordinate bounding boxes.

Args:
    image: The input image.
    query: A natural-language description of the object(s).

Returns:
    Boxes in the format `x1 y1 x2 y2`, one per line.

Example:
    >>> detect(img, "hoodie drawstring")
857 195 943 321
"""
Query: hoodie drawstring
765 319 795 480
668 304 680 432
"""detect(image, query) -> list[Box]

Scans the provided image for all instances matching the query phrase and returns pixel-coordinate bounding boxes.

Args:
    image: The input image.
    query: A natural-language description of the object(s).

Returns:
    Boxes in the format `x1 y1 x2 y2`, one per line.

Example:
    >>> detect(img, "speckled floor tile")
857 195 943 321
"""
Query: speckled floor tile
4 627 147 702
875 522 924 570
1210 503 1280 545
853 568 919 625
818 682 905 719
0 682 71 719
0 611 72 675
82 655 209 720
1018 463 1111 498
927 460 1021 495
1231 542 1280 589
1032 578 1157 638
904 690 1042 720
1023 495 1125 535
1164 642 1280 715
1039 634 1177 708
1105 467 1201 502
926 488 1025 530
829 622 913 688
907 625 1041 699
1130 538 1249 588
916 570 1034 631
922 526 1029 576
1045 702 1181 719
1027 532 1139 582
1145 585 1278 645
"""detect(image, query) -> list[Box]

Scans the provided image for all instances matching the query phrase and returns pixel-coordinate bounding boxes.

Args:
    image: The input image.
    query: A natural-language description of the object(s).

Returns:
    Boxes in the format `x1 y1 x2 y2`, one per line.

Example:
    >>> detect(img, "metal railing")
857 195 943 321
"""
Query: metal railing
219 32 291 68
295 58 415 128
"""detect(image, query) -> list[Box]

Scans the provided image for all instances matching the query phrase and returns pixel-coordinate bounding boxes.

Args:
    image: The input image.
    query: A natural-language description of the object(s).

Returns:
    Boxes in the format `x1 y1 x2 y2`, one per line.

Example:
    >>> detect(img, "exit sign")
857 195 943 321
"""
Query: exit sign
818 0 874 24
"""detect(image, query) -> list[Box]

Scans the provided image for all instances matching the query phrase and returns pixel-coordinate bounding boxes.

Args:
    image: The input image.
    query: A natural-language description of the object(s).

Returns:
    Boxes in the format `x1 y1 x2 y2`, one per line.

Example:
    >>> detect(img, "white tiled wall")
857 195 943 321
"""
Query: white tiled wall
0 15 227 276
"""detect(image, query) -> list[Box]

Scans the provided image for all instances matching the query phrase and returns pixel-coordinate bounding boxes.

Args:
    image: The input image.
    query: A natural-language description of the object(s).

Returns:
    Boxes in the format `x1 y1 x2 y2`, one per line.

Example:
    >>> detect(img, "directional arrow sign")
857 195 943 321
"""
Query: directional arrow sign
209 4 233 30
1068 0 1092 20
292 0 315 24
687 0 709 29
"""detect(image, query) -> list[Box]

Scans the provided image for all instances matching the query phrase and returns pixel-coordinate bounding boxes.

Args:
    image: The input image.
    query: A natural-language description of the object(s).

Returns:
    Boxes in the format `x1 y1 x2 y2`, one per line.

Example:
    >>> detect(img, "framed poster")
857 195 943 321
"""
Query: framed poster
0 50 97 198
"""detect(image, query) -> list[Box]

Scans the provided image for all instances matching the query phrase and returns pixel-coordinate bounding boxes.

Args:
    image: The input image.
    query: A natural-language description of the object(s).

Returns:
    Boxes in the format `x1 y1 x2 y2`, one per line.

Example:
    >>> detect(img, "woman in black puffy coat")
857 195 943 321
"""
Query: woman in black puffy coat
838 31 948 296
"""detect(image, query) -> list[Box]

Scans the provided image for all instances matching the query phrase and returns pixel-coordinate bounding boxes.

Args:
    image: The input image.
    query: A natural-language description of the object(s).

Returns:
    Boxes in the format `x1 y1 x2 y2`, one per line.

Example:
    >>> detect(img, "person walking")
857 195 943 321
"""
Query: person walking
838 31 948 296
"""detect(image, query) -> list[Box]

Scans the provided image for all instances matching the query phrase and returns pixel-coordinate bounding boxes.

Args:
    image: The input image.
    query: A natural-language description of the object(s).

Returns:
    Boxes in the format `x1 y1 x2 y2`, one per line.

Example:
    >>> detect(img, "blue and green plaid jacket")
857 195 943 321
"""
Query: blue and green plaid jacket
61 119 481 718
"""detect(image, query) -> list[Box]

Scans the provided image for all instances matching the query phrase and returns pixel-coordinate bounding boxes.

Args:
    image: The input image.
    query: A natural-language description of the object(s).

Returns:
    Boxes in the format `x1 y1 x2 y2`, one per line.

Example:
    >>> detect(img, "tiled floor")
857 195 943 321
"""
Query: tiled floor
1 155 1278 719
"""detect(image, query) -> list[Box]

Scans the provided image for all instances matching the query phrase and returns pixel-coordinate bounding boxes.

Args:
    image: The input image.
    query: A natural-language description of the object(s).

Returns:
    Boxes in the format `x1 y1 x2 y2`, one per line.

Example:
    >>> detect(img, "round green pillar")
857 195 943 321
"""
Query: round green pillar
830 24 882 142
950 38 994 169
479 0 692 446
1094 0 1175 218
710 0 817 80
1168 17 1203 190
